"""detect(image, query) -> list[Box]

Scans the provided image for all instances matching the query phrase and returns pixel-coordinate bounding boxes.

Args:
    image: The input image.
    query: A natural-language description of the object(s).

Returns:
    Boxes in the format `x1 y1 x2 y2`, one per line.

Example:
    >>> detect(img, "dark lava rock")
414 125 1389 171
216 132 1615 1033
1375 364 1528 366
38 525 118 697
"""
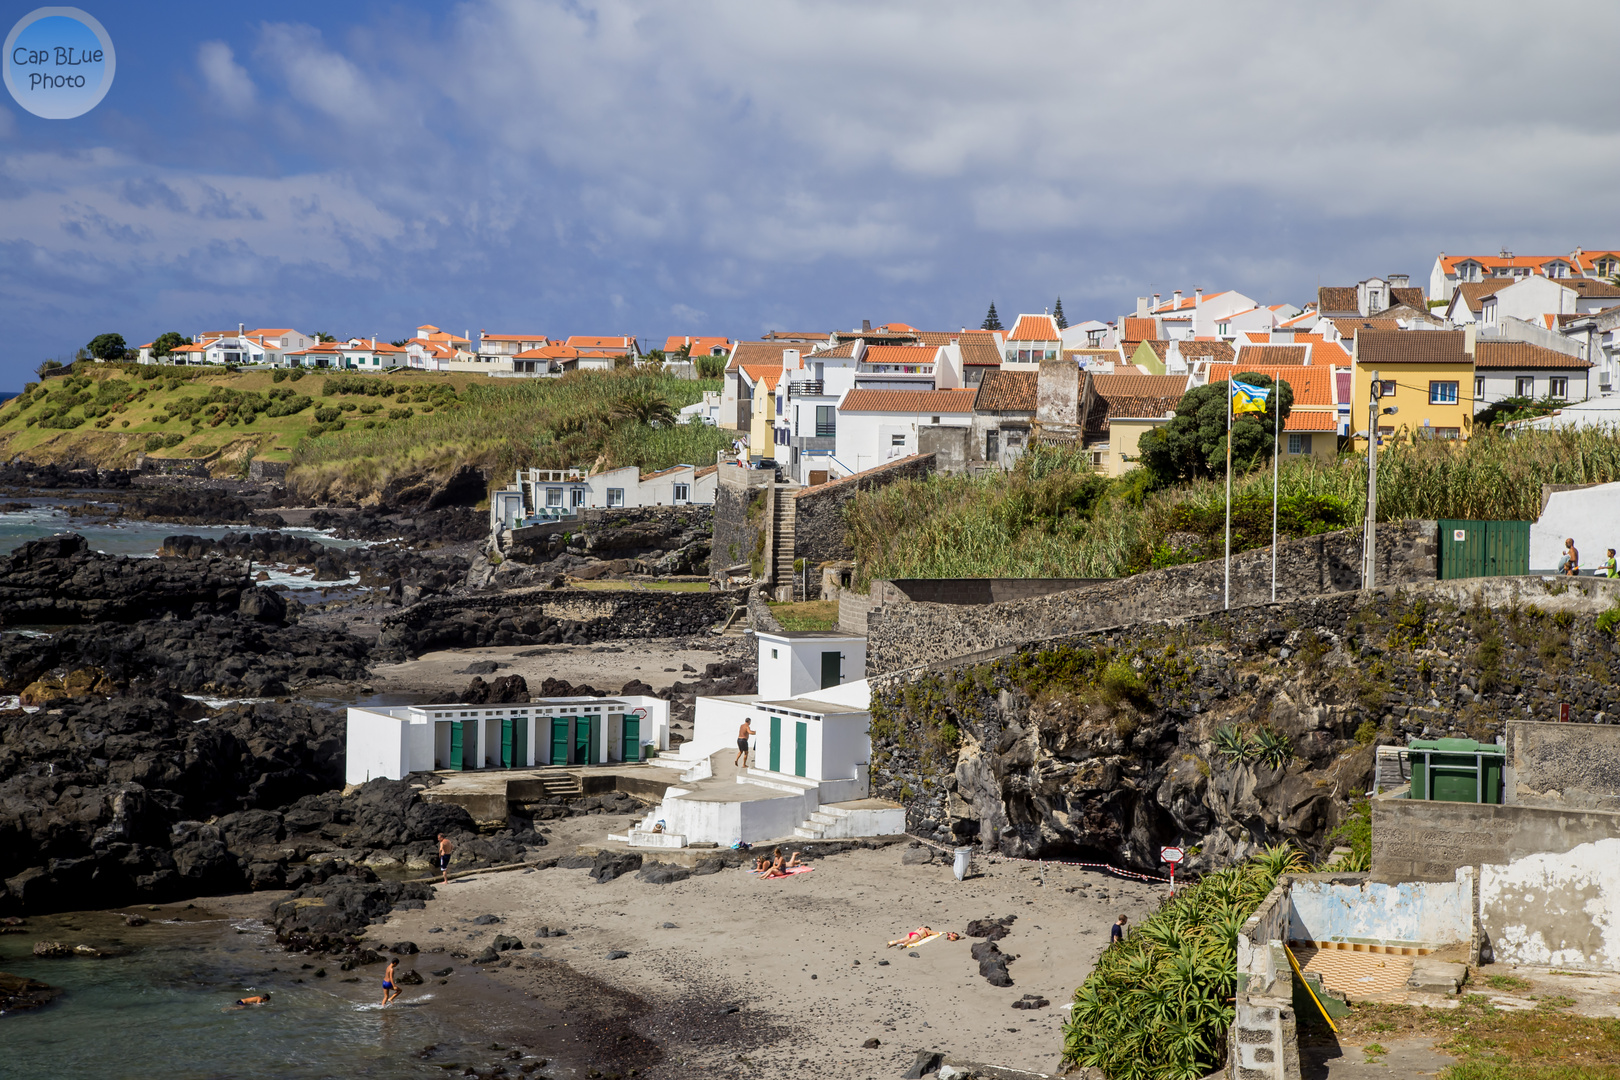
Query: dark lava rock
970 940 1013 987
491 934 523 952
0 970 63 1013
470 946 500 965
237 586 287 625
1012 994 1050 1009
862 1038 881 1049
900 843 934 866
396 968 424 986
965 915 1016 942
391 941 419 954
605 950 629 960
456 661 501 676
588 852 642 884
0 534 253 625
635 863 691 885
31 941 71 958
271 870 434 948
430 967 453 978
471 914 502 926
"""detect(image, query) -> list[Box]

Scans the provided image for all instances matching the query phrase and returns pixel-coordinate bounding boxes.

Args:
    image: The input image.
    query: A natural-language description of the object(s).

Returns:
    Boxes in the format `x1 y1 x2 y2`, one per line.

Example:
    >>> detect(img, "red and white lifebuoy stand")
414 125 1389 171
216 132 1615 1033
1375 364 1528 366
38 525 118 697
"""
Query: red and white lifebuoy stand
1160 846 1185 895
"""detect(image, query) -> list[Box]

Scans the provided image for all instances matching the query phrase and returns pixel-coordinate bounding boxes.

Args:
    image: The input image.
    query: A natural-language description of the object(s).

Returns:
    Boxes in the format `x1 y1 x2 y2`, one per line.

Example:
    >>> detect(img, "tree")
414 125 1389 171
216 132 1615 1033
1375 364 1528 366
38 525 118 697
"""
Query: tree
1053 297 1068 330
87 333 127 360
316 332 336 343
389 339 409 348
981 302 1003 331
35 359 64 379
694 354 726 379
151 331 190 358
1137 373 1294 484
1474 394 1561 429
609 390 677 426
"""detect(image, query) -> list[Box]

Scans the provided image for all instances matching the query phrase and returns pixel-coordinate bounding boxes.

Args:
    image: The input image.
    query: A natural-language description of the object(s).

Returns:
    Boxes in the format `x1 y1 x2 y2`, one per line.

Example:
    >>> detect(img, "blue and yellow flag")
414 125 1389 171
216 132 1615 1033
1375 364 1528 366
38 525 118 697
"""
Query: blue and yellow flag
1231 379 1270 415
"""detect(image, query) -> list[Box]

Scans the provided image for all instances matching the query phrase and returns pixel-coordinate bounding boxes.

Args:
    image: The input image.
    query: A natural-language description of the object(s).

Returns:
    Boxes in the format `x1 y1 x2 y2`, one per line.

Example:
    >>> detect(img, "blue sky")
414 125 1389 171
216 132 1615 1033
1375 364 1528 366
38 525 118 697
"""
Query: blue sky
3 1 1620 384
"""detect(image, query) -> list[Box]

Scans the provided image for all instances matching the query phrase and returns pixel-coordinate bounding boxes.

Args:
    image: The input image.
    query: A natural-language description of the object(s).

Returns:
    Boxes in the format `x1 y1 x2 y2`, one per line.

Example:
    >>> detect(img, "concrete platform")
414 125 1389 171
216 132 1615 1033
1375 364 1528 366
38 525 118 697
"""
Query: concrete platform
421 763 675 820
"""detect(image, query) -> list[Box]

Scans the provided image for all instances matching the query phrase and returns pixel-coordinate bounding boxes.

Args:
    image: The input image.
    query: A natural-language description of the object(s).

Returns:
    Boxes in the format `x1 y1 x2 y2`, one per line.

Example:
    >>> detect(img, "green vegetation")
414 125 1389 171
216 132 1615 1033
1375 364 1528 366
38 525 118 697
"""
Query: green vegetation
847 427 1620 583
1336 997 1620 1080
1211 723 1294 770
1139 374 1294 483
1064 844 1309 1080
1323 800 1372 872
768 599 839 631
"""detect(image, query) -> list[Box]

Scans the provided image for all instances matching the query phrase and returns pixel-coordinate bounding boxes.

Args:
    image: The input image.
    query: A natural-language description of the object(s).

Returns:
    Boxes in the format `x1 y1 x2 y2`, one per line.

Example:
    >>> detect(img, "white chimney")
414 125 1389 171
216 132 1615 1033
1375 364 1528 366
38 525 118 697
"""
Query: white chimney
1173 290 1183 308
783 349 799 375
1194 288 1203 306
1153 293 1161 310
238 322 244 339
1135 297 1149 317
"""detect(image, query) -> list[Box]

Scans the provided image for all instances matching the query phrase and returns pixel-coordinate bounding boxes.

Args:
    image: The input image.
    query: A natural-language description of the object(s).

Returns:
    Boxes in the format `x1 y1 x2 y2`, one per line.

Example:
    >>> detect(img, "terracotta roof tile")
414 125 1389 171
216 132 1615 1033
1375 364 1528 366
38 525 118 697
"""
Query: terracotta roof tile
1285 411 1340 432
959 341 1004 366
1103 395 1181 419
1473 341 1592 370
1318 287 1359 313
1123 318 1158 342
973 370 1037 412
808 341 859 358
1355 329 1469 365
1390 287 1427 309
1175 340 1236 363
915 330 999 347
1331 318 1401 339
729 342 809 370
1236 344 1308 366
1091 374 1190 399
1007 314 1060 341
1450 280 1510 312
1557 278 1620 298
1208 363 1335 406
839 389 978 414
862 344 939 364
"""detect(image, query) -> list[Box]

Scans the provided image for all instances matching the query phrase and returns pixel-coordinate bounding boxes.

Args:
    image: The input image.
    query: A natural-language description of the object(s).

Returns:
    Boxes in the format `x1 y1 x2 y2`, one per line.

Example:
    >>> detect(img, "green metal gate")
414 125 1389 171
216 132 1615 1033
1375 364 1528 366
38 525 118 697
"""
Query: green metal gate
769 716 781 772
820 651 842 689
1438 520 1529 580
623 715 640 762
794 721 807 778
574 717 592 766
551 717 570 766
501 718 514 768
448 721 463 770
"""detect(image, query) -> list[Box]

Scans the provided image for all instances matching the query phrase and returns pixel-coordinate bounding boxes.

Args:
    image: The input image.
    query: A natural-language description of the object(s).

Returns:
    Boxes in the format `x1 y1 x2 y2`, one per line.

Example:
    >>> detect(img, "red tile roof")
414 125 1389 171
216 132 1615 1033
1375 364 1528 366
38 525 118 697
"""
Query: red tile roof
1354 330 1469 365
663 336 733 355
1122 318 1158 342
1285 412 1339 432
565 335 634 350
1473 341 1592 370
1091 373 1190 398
483 333 549 343
1208 363 1335 406
973 370 1037 412
838 389 978 414
862 344 938 365
1007 314 1060 342
729 342 809 370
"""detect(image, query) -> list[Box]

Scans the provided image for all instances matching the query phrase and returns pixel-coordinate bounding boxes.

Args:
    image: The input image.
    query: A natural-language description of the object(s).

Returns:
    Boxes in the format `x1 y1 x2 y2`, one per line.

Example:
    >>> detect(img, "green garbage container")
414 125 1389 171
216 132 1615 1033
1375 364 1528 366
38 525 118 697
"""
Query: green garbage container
1408 738 1503 804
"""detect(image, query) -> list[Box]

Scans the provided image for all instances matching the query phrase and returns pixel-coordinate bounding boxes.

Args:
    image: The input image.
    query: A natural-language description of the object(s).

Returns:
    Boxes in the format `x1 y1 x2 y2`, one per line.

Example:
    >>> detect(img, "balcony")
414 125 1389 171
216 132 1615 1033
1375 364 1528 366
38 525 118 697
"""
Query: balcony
786 380 826 397
856 363 933 377
792 435 836 452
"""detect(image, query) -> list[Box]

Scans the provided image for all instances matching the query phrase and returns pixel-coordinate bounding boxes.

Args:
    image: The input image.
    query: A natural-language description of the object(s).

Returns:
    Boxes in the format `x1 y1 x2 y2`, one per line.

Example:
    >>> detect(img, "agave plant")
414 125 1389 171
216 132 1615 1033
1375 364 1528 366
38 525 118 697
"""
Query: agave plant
1254 727 1293 770
1212 724 1250 762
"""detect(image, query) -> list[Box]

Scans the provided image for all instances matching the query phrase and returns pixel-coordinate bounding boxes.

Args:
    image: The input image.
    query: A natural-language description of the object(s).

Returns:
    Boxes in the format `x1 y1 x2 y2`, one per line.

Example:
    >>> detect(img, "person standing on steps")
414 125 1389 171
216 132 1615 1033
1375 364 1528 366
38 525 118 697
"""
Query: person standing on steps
735 717 757 768
1109 914 1128 946
437 833 454 884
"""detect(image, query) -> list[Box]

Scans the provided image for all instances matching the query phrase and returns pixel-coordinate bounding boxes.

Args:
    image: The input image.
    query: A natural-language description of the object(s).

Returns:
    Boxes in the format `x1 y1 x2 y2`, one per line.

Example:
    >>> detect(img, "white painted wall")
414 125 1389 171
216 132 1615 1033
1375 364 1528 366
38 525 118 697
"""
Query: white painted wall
1530 481 1620 573
346 706 413 784
1288 871 1474 947
834 405 972 475
756 633 866 699
1481 836 1620 971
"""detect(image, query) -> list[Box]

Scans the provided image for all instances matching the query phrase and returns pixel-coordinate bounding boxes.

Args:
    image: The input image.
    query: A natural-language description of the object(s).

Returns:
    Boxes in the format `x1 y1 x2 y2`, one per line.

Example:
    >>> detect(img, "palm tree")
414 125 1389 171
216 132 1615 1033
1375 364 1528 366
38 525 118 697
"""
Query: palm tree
609 390 677 427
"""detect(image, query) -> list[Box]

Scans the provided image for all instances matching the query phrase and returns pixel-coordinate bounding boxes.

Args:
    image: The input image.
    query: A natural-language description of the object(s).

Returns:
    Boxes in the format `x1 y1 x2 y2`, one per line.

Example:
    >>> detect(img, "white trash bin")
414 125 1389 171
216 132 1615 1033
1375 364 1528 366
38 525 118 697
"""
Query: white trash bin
953 846 973 881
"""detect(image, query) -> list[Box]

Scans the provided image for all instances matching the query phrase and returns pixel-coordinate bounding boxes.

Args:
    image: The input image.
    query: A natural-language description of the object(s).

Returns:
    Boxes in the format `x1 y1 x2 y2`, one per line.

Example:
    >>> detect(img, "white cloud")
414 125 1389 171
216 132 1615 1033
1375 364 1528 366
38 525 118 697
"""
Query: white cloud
197 41 257 114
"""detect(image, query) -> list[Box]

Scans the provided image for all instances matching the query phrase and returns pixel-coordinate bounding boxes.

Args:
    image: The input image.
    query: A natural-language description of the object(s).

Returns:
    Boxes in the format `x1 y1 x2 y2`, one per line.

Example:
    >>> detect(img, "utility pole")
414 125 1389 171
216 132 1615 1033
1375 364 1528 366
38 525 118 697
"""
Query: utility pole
1363 370 1379 590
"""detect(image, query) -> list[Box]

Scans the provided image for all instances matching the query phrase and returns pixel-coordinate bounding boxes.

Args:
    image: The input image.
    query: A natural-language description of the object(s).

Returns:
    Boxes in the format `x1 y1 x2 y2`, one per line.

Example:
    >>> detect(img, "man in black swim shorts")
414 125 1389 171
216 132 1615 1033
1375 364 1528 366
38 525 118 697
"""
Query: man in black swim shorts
437 832 454 883
735 717 756 767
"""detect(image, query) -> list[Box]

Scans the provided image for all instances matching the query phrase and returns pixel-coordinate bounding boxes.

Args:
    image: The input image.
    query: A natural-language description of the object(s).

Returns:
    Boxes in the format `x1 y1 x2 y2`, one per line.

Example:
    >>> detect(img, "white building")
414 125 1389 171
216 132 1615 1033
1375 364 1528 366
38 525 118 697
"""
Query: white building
627 630 902 847
495 462 718 525
1473 341 1592 409
345 695 672 784
832 388 976 476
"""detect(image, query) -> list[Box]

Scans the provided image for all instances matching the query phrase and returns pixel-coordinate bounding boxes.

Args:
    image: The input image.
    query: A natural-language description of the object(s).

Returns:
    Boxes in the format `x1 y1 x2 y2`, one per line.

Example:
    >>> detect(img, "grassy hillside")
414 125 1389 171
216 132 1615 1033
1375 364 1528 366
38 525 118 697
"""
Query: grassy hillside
847 429 1620 584
0 363 728 498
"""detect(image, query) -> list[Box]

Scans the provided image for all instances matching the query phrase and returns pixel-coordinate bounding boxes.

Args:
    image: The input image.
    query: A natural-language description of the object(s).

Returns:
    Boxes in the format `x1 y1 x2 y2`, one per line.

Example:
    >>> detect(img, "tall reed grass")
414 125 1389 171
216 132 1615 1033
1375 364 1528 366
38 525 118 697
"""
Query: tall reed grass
845 428 1620 583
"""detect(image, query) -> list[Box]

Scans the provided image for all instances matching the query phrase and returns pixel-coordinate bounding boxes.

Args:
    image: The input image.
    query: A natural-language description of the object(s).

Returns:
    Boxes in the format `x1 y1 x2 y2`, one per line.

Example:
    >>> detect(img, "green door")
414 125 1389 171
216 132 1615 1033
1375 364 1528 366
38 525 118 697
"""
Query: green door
587 714 601 765
574 717 591 765
794 721 807 777
623 716 641 762
501 719 514 768
461 721 478 770
512 717 528 768
551 717 570 766
820 651 842 689
769 716 781 772
448 721 463 771
1438 520 1531 579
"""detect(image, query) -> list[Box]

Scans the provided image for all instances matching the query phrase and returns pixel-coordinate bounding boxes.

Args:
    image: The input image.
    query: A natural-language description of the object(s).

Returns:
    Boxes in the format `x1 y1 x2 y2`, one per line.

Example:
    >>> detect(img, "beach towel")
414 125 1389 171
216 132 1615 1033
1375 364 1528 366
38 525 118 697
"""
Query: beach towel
750 866 815 878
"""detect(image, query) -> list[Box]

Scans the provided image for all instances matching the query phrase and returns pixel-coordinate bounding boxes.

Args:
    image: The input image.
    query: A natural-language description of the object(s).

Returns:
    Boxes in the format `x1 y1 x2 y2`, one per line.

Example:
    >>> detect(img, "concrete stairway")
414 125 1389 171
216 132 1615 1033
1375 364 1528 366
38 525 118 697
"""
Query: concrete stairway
771 494 797 597
537 772 583 798
793 805 847 840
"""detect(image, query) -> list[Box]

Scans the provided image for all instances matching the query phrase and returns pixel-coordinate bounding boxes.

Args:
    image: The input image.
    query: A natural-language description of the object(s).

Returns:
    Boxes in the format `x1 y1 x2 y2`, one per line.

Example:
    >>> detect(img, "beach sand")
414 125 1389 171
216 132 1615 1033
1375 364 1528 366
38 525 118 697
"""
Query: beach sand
369 814 1169 1078
369 639 743 698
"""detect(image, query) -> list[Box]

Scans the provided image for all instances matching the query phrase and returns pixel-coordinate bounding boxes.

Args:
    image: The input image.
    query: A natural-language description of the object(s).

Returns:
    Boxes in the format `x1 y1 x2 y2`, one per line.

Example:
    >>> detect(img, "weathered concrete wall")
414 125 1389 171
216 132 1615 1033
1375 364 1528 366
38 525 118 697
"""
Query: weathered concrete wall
1233 881 1301 1080
917 426 970 474
790 453 935 571
1507 720 1620 811
1481 837 1620 971
1288 870 1474 947
867 520 1439 676
1371 793 1620 884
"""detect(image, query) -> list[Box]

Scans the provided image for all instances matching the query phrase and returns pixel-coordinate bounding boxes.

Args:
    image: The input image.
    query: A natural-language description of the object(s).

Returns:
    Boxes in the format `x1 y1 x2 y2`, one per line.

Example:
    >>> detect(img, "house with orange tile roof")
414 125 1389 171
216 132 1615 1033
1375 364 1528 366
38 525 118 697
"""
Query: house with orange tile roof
479 332 549 359
1207 361 1343 460
1472 340 1592 411
1124 289 1264 340
1002 313 1063 368
1086 372 1192 476
156 324 316 366
1351 329 1476 448
662 336 734 360
833 388 977 475
1429 249 1620 303
339 338 407 371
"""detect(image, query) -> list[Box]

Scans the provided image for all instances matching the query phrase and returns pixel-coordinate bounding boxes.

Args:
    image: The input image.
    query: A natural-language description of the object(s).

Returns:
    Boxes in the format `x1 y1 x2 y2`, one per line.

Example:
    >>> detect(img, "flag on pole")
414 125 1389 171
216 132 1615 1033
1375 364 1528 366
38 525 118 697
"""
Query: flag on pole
1231 380 1270 414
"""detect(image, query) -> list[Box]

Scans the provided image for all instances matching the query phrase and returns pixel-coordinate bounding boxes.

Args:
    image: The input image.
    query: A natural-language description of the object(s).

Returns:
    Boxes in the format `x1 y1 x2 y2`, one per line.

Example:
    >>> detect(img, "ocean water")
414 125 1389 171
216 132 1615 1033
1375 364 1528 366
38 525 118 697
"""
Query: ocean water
1 910 530 1079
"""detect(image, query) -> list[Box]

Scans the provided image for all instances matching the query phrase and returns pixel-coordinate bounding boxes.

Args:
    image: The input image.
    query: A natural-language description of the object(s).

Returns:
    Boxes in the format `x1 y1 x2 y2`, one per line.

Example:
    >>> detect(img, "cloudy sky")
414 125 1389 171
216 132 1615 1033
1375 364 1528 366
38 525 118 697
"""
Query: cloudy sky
3 0 1618 382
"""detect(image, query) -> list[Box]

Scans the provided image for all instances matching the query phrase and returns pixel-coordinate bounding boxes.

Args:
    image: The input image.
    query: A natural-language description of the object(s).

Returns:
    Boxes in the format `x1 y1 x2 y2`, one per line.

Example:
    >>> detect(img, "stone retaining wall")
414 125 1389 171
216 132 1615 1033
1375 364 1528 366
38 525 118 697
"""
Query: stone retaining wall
791 453 935 570
866 521 1439 676
1370 793 1620 884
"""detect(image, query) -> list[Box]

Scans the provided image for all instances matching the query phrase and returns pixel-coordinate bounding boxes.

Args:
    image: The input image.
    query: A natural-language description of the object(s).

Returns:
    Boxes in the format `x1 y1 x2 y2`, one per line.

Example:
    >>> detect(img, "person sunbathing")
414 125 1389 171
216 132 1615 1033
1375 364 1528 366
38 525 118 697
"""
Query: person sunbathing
887 927 935 948
763 860 793 879
786 851 805 868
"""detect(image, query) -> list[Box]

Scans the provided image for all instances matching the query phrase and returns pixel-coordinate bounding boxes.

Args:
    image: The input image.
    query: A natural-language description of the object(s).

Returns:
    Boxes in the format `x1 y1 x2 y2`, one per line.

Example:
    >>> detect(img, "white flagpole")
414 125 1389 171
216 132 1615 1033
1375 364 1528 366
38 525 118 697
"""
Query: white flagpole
1272 382 1280 602
1224 381 1232 611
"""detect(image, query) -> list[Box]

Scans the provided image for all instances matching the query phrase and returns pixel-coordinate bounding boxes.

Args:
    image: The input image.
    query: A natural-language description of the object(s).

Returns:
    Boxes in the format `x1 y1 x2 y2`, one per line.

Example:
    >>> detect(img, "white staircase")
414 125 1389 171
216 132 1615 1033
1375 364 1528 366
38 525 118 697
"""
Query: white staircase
738 767 818 796
794 805 847 840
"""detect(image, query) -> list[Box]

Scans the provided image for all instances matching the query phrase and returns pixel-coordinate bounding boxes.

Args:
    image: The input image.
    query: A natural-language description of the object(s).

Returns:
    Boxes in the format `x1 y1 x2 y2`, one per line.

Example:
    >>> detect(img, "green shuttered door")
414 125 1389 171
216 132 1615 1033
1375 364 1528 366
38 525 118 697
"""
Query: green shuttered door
501 719 514 768
794 721 807 778
1438 520 1530 579
820 651 842 689
449 721 463 770
551 717 570 766
623 716 640 762
769 716 781 772
513 717 528 767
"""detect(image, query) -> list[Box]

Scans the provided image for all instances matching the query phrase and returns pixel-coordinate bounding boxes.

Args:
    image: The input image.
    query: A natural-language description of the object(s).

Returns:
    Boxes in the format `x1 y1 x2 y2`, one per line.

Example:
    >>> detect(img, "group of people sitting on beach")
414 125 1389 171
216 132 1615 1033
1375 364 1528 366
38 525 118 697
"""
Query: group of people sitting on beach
752 847 805 878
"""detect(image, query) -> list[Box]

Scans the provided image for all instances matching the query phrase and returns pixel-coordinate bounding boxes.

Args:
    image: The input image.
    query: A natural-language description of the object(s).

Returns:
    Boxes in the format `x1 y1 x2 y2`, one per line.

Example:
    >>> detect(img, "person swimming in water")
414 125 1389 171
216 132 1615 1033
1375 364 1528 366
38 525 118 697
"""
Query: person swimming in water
382 958 401 1006
227 993 271 1010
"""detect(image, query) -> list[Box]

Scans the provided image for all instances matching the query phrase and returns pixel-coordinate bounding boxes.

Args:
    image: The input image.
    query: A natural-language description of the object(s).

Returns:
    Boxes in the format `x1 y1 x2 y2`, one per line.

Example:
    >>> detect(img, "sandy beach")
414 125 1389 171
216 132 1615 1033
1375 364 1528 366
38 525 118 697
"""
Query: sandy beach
369 639 742 697
366 813 1169 1078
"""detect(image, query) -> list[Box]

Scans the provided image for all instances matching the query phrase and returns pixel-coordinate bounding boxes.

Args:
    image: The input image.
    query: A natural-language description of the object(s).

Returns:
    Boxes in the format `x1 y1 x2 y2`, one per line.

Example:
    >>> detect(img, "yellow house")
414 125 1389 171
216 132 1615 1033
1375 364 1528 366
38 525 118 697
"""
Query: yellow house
1089 373 1192 476
1350 329 1475 449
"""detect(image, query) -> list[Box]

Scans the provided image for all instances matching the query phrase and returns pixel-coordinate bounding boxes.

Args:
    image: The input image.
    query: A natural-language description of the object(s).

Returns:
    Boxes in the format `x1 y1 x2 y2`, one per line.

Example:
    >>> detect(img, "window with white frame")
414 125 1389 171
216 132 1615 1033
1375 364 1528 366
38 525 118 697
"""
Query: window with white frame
1550 376 1569 398
890 434 906 446
1429 381 1459 404
1516 376 1534 397
607 488 625 507
1474 377 1484 398
545 487 563 507
673 483 689 501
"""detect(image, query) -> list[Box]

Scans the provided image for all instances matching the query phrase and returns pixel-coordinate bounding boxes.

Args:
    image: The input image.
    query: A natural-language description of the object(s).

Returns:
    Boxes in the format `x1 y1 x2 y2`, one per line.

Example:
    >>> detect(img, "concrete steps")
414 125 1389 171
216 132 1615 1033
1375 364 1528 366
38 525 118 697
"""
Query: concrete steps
537 773 583 798
771 494 797 596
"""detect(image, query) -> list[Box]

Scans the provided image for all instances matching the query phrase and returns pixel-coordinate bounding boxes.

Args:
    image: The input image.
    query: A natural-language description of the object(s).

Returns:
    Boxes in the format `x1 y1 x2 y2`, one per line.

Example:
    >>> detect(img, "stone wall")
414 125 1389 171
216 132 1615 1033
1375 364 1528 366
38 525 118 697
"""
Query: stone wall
866 520 1439 676
1480 836 1620 971
1507 719 1620 811
378 586 737 656
711 477 767 583
1232 880 1300 1080
1370 794 1620 884
867 574 1620 874
790 452 936 572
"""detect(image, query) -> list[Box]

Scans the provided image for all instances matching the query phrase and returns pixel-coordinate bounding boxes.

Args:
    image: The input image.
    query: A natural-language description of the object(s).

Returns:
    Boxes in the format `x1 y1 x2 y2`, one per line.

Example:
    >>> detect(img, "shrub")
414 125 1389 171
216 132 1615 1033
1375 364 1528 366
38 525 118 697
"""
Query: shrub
288 368 306 382
271 369 288 383
1354 720 1380 746
313 405 343 424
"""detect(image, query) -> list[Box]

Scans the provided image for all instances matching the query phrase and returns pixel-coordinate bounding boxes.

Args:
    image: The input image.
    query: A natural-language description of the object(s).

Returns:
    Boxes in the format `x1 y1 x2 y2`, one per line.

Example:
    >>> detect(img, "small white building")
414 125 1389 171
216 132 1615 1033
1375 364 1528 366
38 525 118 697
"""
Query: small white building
495 463 719 525
626 630 902 847
345 695 671 785
833 388 976 476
